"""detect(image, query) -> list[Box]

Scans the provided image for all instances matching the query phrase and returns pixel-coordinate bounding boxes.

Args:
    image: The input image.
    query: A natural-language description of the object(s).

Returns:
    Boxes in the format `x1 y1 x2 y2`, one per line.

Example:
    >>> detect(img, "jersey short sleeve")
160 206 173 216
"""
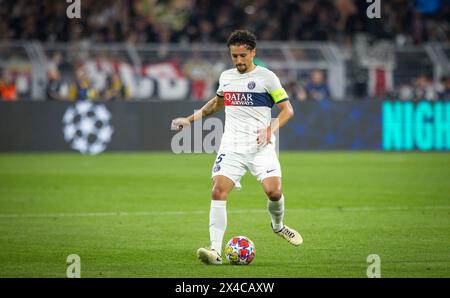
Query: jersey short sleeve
266 71 288 104
216 72 224 97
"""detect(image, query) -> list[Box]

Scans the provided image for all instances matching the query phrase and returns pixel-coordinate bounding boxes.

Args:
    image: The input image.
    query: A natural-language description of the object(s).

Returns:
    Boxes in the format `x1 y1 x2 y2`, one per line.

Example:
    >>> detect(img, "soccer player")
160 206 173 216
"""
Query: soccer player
171 30 302 265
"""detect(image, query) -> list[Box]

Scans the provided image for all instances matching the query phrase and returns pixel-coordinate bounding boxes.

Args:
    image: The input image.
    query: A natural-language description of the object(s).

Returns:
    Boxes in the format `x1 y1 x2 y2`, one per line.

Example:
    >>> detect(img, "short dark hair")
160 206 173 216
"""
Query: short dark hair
227 30 257 50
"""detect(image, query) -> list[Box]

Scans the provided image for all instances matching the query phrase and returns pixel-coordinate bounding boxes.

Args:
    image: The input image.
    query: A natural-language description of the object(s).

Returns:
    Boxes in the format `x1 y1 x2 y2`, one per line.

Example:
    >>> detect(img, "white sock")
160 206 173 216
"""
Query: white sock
209 200 227 256
268 194 284 232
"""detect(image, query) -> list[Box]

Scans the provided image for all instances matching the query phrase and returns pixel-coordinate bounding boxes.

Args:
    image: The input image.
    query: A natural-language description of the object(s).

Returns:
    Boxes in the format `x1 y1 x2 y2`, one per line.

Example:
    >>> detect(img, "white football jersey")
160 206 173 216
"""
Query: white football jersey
216 65 289 153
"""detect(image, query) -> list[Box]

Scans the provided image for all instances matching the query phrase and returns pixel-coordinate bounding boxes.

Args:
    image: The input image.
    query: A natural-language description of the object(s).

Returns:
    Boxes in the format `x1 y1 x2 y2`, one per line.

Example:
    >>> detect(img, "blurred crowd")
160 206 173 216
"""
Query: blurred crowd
0 52 131 102
396 74 450 101
1 0 450 102
285 71 450 102
4 63 449 102
44 51 130 101
1 0 449 45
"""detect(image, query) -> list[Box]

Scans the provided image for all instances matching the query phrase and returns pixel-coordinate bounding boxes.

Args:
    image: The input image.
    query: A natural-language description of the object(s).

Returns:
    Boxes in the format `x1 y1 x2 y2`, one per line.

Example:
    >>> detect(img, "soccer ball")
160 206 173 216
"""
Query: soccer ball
225 236 255 265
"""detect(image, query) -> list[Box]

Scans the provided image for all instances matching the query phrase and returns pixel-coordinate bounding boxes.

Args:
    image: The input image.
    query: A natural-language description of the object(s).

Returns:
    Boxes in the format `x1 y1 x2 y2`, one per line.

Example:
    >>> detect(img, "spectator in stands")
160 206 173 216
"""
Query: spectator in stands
413 74 436 101
70 69 97 101
298 70 331 101
436 76 450 99
0 73 17 101
334 0 358 39
1 0 449 45
103 73 129 101
46 70 65 101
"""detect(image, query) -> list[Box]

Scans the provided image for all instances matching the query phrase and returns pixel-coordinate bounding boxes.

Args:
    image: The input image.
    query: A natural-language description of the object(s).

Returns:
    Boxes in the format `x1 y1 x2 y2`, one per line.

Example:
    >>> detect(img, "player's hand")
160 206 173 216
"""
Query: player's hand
171 117 190 131
256 126 272 146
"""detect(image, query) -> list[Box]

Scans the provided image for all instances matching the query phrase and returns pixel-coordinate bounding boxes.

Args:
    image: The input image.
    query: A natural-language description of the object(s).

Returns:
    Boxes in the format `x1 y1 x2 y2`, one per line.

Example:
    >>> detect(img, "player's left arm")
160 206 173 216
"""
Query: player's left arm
257 72 294 145
257 99 294 145
271 99 294 133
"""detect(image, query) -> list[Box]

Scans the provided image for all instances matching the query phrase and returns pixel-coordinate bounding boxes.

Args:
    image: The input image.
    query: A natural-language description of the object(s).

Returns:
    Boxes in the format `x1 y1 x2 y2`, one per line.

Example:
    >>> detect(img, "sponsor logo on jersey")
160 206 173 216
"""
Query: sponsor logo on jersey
224 92 254 106
224 92 274 107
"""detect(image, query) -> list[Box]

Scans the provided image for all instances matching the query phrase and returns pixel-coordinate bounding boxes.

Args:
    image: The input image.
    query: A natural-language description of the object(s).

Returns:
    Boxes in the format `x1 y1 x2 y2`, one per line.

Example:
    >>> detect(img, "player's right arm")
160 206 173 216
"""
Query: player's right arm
171 95 224 131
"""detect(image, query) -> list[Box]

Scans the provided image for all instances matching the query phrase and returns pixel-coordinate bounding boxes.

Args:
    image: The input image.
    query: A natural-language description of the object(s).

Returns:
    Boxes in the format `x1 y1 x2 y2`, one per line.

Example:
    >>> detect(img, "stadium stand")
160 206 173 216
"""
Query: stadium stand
0 0 449 101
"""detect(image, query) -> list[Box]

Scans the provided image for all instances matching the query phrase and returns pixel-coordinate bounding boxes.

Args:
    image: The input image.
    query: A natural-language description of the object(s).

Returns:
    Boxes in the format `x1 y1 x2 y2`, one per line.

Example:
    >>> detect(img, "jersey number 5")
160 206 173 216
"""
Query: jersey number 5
215 154 226 164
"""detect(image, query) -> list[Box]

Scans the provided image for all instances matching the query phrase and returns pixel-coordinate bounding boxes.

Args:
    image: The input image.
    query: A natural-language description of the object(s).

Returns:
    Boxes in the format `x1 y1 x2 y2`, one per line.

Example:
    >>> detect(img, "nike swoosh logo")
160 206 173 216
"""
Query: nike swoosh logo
266 169 276 173
223 83 231 87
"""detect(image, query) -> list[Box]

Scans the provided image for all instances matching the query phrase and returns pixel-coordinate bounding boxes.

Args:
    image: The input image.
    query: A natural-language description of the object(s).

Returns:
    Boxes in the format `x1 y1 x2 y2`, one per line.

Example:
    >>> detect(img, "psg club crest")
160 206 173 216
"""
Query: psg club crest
247 81 256 90
213 165 221 173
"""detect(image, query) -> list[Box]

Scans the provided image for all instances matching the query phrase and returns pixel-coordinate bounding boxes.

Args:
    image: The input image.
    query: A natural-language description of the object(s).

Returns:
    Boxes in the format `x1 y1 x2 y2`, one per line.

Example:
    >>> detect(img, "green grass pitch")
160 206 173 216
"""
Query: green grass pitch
0 152 449 277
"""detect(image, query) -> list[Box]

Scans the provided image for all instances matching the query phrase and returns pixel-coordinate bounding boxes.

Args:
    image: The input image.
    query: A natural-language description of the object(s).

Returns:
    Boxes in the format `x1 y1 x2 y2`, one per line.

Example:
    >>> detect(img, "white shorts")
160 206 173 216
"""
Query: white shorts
211 146 281 190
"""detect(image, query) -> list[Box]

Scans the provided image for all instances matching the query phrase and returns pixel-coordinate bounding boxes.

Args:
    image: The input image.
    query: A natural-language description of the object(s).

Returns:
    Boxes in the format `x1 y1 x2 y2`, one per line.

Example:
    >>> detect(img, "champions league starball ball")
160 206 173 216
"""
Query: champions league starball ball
225 236 255 265
62 101 113 155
